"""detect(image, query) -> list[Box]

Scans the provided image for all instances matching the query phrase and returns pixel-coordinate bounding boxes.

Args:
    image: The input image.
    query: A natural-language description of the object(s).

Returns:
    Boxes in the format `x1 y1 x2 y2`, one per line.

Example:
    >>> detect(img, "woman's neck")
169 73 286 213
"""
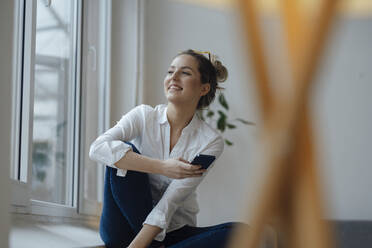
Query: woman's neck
166 103 196 132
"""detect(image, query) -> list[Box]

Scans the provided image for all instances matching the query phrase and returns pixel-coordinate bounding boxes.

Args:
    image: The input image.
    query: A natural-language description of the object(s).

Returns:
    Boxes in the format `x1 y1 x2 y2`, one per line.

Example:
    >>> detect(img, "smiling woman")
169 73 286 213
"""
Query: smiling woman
89 49 247 248
165 49 228 111
164 54 210 111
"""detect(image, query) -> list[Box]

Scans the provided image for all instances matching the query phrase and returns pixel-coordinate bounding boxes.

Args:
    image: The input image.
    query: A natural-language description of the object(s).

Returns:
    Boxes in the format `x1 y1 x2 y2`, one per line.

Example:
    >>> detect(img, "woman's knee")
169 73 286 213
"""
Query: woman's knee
229 221 248 228
99 225 132 248
215 221 248 230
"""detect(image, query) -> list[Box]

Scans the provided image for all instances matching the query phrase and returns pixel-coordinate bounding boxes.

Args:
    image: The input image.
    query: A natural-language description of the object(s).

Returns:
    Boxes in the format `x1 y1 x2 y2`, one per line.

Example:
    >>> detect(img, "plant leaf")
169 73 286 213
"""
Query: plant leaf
217 110 227 119
236 118 255 125
217 115 226 132
218 93 229 110
206 110 214 118
226 123 237 129
225 139 233 146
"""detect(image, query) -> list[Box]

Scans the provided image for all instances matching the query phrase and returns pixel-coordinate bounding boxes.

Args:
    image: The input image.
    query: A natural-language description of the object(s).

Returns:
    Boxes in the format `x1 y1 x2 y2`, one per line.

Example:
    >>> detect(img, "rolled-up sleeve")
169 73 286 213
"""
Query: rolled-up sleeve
143 135 224 241
89 105 146 177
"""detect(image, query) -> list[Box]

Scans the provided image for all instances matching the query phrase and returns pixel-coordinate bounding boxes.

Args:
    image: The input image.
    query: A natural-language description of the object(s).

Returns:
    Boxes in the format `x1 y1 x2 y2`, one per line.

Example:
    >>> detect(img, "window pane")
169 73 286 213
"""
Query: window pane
31 0 76 205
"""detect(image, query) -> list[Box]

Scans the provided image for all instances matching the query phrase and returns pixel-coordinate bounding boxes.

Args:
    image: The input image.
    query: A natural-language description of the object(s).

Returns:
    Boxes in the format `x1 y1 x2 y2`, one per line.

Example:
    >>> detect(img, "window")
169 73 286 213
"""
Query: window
11 0 111 218
31 0 77 205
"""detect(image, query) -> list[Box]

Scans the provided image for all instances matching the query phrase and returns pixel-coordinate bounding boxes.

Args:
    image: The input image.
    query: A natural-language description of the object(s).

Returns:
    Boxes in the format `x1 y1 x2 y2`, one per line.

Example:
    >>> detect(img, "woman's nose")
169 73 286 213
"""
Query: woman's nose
171 70 180 80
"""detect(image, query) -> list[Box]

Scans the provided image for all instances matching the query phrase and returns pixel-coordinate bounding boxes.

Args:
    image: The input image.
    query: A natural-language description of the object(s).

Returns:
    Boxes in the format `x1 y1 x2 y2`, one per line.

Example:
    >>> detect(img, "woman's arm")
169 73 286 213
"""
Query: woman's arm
89 104 204 178
115 151 206 179
89 105 145 174
127 224 163 248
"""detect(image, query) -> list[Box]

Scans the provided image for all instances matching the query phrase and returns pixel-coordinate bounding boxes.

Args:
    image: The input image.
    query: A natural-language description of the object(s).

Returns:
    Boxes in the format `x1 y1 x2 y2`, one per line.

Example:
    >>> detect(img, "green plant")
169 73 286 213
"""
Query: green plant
198 92 255 146
32 141 51 182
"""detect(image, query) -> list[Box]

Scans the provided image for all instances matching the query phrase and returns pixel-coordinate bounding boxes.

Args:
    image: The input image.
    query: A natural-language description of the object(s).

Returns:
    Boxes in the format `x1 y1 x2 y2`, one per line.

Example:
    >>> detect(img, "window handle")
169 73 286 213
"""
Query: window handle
44 0 52 7
88 45 97 72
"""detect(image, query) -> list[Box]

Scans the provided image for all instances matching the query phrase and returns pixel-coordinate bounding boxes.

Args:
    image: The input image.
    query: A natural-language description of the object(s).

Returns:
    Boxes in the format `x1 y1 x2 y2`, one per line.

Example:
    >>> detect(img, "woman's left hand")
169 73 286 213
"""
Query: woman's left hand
160 158 206 179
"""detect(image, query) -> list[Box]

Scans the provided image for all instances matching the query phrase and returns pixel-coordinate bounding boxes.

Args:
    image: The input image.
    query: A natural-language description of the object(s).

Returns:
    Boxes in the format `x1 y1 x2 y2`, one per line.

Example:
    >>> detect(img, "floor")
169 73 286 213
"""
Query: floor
9 220 372 248
333 221 372 248
10 219 104 248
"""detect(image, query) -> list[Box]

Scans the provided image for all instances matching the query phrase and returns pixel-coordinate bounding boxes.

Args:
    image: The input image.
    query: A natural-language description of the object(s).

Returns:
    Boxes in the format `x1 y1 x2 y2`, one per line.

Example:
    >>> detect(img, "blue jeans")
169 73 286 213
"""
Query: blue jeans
100 142 245 248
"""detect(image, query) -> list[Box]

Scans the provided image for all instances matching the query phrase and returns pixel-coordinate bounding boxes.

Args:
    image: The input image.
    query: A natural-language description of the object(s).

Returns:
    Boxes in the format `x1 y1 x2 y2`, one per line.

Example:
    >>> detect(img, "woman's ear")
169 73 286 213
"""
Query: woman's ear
200 83 211 97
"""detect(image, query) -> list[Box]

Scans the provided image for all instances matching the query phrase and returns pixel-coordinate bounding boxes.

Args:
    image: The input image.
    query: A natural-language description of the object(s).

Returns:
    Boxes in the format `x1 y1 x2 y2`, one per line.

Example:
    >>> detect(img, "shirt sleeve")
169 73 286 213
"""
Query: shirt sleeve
88 105 146 177
143 135 225 241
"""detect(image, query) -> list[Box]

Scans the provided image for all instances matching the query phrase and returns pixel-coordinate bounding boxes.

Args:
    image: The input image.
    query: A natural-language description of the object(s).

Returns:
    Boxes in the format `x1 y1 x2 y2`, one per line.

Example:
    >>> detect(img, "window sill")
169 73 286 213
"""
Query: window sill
10 198 102 218
10 213 103 248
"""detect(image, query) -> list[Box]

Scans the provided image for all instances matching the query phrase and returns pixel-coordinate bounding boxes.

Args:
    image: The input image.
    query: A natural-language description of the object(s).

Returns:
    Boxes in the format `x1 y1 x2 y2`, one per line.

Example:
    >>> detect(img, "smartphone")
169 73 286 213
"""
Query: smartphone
191 154 216 170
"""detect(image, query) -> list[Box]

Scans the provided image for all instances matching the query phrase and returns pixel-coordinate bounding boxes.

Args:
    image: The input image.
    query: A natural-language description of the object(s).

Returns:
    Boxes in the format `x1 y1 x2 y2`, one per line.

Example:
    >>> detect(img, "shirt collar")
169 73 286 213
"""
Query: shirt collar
158 105 200 134
158 105 168 124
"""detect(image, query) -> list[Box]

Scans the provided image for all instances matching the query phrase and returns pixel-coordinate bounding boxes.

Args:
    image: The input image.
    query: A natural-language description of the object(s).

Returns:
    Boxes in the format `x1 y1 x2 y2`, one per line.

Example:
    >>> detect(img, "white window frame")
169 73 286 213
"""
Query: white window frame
10 0 112 220
78 0 112 216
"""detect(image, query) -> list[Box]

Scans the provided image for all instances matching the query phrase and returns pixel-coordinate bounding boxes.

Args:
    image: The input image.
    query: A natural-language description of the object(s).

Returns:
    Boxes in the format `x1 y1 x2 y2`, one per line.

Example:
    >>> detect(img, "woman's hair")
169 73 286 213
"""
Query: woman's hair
176 49 228 109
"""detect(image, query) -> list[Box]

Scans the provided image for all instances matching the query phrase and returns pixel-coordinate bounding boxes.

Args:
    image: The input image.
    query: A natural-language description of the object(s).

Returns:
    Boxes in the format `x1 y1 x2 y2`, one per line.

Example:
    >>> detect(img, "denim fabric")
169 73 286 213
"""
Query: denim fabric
99 142 242 248
163 222 239 248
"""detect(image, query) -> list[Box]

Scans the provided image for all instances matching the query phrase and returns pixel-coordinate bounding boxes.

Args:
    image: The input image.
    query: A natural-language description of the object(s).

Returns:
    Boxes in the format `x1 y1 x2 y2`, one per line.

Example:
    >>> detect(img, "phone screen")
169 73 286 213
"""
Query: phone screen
191 154 216 169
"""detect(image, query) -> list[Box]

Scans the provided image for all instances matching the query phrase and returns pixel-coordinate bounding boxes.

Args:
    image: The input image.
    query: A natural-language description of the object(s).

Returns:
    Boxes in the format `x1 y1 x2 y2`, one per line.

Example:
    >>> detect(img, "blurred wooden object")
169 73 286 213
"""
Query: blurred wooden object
228 0 339 248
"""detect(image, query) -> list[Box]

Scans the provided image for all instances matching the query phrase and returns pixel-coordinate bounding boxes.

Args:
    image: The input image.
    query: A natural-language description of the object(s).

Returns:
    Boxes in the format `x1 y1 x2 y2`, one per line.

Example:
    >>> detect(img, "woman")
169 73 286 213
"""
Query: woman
89 49 244 248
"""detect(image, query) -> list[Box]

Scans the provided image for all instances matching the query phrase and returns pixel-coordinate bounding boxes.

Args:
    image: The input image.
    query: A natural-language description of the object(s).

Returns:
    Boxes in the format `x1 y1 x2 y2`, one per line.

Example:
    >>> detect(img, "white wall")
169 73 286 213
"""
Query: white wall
0 0 13 247
139 0 372 223
110 0 144 124
312 18 372 220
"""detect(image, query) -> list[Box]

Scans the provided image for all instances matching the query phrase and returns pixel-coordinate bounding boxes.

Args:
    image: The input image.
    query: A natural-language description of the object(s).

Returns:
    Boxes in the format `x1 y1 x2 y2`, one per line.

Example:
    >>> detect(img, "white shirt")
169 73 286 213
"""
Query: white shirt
89 104 224 241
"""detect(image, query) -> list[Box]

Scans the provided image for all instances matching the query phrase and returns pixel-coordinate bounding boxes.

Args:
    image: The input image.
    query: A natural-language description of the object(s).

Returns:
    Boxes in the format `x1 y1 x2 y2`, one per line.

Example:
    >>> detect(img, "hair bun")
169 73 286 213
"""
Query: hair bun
211 56 228 83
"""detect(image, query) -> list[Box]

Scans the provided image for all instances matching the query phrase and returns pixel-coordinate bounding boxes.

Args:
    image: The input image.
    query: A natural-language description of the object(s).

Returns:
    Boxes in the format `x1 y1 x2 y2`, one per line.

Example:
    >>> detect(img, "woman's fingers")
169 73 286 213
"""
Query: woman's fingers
181 164 203 172
181 167 206 176
179 169 206 178
179 161 201 170
168 158 206 178
178 157 189 164
190 165 202 170
176 157 203 170
179 173 203 179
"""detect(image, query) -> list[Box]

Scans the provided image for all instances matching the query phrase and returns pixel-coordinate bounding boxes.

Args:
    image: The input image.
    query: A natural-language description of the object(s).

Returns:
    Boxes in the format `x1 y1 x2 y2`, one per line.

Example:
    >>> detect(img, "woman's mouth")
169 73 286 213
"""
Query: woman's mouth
168 85 183 91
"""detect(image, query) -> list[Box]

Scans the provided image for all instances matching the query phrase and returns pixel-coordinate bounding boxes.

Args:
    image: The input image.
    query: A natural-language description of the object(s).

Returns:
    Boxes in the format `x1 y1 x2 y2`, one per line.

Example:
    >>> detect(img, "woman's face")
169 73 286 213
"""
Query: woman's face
164 54 210 108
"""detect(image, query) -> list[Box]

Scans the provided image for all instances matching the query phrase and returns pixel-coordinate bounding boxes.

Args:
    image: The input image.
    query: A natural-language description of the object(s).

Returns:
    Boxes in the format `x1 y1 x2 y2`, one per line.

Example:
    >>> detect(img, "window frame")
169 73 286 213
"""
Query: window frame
11 0 37 207
77 0 112 216
10 0 112 219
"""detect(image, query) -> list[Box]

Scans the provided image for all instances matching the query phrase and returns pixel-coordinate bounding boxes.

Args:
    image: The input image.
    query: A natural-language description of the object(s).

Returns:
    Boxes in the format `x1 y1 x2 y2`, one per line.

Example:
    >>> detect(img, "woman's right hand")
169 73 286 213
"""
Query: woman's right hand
161 158 206 179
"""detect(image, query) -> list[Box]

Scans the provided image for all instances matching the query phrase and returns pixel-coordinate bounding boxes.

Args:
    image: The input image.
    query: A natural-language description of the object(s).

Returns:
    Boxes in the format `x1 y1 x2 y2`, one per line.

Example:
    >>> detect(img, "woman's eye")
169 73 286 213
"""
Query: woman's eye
182 71 191 75
167 71 174 74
